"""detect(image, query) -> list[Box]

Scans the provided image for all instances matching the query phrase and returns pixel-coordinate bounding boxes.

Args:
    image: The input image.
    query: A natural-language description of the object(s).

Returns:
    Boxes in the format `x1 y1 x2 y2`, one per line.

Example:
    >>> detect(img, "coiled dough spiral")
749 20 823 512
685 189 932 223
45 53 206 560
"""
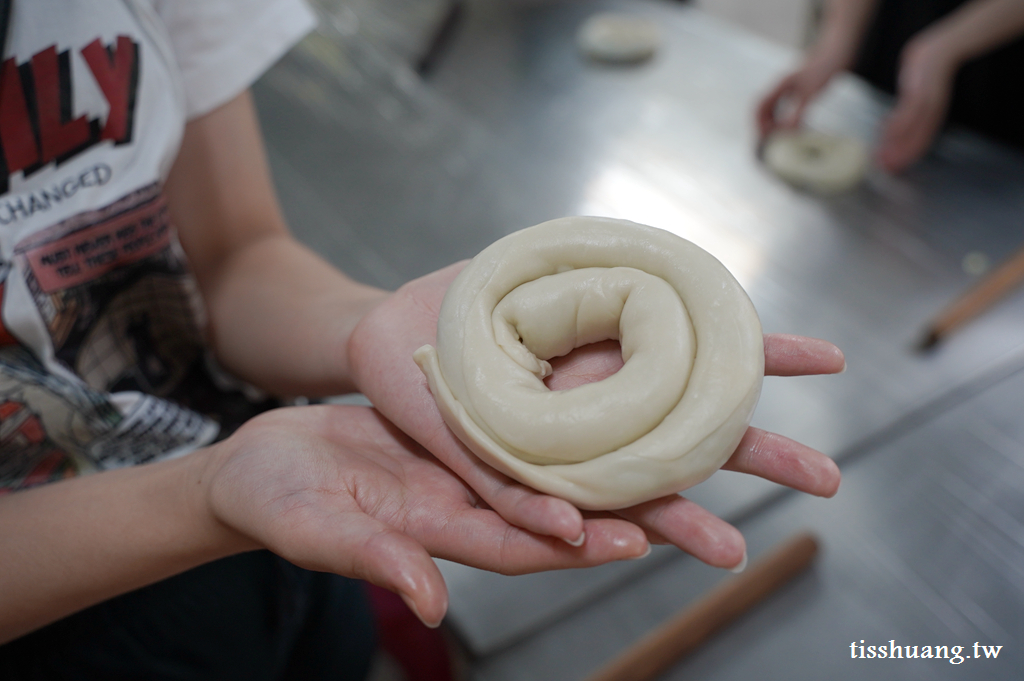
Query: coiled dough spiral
414 217 764 510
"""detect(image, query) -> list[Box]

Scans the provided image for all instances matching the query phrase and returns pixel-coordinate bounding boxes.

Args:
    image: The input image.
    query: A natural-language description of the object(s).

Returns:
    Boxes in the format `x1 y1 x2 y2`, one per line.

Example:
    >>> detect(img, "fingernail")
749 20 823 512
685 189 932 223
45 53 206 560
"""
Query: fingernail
563 531 586 547
838 361 847 374
400 593 442 629
729 550 748 574
628 543 652 560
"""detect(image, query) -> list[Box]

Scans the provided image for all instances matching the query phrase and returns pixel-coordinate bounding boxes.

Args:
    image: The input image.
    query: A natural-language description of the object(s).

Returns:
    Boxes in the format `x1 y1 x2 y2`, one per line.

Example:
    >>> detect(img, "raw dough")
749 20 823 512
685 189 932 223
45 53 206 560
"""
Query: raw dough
577 13 660 63
763 130 868 194
414 217 764 510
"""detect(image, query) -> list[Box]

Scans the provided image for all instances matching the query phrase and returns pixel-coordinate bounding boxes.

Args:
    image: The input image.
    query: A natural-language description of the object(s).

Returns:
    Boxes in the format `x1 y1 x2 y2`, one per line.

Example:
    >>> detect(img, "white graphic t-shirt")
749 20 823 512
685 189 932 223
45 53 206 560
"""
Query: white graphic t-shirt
0 0 316 491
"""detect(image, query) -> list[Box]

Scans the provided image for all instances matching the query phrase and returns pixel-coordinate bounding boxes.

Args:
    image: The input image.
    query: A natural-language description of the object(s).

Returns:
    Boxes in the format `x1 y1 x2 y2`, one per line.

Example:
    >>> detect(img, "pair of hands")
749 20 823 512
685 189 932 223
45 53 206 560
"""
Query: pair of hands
203 263 844 627
756 33 958 173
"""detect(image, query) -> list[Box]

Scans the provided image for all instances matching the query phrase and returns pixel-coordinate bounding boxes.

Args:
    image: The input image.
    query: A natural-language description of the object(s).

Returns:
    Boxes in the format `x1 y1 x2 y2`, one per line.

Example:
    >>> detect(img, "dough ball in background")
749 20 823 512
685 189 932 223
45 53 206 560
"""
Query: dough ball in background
762 130 869 195
577 13 660 64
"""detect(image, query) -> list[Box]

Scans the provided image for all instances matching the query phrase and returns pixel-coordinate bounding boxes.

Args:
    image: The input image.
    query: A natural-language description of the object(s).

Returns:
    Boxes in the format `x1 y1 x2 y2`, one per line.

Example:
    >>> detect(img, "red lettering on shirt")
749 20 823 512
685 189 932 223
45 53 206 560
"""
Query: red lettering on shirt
0 58 40 174
81 36 139 144
0 37 140 195
31 46 93 163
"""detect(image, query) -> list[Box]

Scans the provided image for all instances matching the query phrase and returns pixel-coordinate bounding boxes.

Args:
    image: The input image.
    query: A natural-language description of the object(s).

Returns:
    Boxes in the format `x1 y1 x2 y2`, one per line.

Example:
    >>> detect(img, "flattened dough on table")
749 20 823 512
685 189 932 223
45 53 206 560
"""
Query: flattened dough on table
763 130 869 194
414 217 764 510
577 13 660 63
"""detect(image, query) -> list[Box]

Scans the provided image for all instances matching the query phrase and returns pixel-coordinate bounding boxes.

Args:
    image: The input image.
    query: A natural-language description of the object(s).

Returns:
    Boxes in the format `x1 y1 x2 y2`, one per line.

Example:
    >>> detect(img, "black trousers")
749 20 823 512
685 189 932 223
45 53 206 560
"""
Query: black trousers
0 551 376 681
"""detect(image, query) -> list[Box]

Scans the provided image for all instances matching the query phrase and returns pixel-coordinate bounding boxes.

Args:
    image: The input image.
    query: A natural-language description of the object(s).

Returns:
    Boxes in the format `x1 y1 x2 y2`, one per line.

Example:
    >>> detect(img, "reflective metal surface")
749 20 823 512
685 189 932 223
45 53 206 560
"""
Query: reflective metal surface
253 0 1024 676
472 368 1024 680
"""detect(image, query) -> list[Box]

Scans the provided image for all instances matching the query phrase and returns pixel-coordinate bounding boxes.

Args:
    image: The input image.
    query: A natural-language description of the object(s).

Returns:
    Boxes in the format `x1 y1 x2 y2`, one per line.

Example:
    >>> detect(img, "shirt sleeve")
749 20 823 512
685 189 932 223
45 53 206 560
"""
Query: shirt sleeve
151 0 318 119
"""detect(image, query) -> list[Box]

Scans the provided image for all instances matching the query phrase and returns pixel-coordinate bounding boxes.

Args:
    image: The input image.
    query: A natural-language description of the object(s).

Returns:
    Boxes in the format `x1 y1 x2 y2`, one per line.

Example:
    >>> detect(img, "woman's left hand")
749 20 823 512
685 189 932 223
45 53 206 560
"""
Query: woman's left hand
876 34 958 172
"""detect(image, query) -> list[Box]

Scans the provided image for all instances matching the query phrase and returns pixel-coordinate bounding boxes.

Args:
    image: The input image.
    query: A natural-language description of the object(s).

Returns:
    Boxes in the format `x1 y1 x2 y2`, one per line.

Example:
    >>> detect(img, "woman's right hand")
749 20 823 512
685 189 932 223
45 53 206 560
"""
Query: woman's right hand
755 48 849 139
756 0 880 139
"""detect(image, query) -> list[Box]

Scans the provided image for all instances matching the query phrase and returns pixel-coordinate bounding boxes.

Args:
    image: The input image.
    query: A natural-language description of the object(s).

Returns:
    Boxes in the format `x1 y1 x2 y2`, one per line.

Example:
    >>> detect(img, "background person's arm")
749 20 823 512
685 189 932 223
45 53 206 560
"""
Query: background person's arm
878 0 1024 171
756 0 880 137
918 0 1024 67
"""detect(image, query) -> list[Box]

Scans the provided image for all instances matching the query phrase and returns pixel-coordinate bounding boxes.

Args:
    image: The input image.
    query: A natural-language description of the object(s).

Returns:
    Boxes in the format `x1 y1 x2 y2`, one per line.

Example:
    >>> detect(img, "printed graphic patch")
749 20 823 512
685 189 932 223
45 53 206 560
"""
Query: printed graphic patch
0 345 216 493
15 183 206 396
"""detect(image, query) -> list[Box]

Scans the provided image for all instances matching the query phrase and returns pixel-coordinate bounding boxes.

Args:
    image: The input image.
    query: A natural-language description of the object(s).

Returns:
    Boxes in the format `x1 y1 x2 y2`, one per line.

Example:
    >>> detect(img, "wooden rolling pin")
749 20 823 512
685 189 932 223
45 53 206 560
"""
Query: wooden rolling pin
584 532 819 681
919 244 1024 350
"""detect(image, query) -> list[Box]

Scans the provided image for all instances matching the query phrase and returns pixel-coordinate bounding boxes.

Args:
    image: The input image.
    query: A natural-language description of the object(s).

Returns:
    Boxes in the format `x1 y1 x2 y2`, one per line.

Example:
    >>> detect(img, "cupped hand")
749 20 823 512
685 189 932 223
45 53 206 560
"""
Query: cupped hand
348 263 845 571
756 48 849 139
204 404 651 627
876 36 957 172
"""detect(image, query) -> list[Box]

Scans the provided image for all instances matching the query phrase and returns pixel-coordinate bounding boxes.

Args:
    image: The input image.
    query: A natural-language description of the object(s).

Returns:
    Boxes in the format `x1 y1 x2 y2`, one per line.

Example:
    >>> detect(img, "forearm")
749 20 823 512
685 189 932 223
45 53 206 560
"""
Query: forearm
165 91 391 397
0 447 248 644
914 0 1024 64
201 233 388 397
812 0 880 68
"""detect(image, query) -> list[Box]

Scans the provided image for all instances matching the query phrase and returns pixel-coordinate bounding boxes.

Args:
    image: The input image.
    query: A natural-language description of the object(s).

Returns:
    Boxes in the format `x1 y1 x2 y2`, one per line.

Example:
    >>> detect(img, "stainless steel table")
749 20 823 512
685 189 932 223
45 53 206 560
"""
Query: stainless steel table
252 0 1024 676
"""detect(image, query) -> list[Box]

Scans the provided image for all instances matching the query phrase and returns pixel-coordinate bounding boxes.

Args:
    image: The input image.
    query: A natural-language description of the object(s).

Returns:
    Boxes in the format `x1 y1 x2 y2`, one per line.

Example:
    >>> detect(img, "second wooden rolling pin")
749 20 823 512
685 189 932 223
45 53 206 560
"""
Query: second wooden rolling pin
919 243 1024 350
585 532 820 681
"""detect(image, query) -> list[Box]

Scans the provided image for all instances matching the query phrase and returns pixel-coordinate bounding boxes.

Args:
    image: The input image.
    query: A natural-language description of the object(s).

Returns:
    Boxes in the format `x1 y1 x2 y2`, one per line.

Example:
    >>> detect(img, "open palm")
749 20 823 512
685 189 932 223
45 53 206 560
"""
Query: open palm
206 404 654 627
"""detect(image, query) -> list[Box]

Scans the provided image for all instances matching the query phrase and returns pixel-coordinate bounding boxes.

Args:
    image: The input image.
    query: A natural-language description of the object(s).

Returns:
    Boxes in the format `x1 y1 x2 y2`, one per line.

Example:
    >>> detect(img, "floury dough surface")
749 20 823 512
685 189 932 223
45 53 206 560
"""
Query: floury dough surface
414 217 764 510
763 130 869 194
576 13 660 64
